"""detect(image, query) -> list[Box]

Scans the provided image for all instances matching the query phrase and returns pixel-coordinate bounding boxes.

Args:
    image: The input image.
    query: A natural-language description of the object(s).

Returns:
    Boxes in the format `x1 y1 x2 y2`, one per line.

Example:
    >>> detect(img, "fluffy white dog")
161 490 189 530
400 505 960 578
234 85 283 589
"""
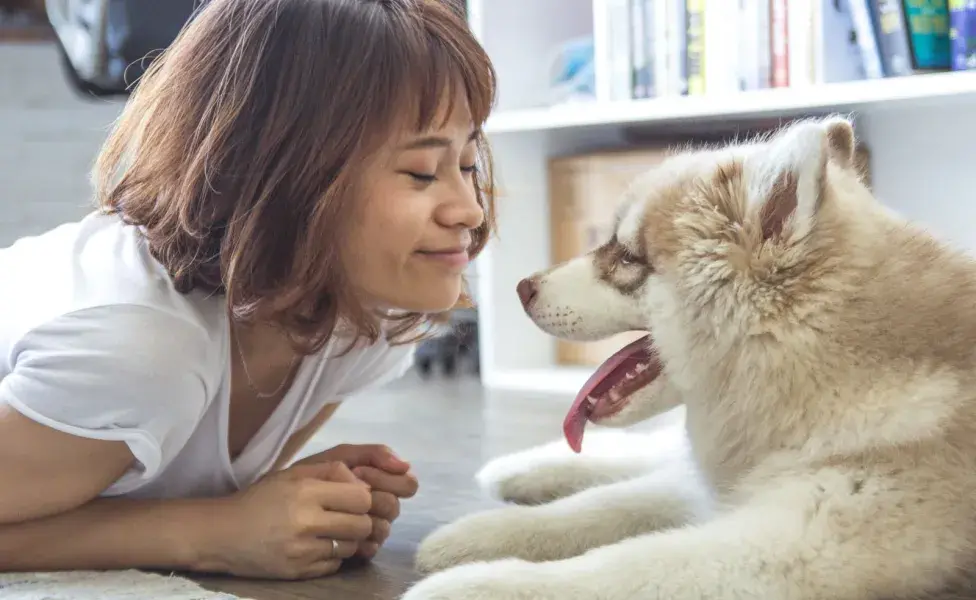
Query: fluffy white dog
403 116 976 600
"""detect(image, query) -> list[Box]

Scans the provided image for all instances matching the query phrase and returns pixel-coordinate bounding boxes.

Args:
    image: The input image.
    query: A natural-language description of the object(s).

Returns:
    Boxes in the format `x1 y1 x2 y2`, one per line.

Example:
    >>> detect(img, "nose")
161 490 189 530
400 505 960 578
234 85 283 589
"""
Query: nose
436 181 485 231
516 277 538 311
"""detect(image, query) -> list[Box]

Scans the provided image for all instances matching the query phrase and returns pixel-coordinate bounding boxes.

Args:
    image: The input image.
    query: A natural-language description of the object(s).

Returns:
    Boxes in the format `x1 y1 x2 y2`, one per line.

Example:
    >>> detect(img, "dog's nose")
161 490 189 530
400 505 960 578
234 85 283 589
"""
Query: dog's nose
516 278 538 311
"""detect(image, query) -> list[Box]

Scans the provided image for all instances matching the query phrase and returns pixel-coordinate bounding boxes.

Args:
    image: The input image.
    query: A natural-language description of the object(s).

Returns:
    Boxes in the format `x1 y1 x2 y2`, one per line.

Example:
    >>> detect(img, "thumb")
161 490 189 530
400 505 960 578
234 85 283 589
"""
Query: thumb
332 444 411 474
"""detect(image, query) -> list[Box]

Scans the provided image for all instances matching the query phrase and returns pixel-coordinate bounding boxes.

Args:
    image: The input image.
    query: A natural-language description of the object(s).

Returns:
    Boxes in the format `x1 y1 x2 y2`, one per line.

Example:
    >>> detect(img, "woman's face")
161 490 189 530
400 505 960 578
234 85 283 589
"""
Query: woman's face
345 99 484 313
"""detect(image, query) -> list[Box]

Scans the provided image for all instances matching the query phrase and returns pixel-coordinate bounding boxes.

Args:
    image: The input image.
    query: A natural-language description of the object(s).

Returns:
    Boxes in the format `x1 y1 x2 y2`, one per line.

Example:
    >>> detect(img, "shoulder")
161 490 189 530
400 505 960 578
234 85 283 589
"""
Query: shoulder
6 304 220 420
13 303 219 376
0 212 227 367
0 303 223 492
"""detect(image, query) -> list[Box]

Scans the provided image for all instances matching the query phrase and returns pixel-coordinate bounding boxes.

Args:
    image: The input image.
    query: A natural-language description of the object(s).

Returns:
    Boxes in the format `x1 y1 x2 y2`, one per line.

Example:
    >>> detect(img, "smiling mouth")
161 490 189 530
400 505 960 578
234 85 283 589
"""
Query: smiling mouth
414 249 470 268
562 334 662 453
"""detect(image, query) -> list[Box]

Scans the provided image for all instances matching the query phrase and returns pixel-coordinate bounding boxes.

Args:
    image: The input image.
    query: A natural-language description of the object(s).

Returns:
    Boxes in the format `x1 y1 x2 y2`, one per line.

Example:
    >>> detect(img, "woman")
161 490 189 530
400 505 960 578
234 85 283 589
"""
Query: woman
0 0 496 581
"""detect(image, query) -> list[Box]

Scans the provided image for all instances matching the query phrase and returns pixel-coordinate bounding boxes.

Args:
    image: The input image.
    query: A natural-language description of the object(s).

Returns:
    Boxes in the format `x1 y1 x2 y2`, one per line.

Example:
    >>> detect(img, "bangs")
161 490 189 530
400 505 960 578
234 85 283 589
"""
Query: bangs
381 1 496 135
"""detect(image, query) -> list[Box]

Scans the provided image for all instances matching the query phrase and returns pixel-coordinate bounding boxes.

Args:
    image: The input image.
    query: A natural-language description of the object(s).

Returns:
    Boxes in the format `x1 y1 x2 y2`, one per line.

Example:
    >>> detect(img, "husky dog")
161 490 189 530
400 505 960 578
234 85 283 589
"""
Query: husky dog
401 116 976 600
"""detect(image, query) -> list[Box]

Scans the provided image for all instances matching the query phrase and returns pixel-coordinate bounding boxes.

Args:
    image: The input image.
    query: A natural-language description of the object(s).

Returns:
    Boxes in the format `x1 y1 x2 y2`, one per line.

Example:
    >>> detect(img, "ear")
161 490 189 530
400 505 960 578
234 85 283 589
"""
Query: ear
751 116 855 242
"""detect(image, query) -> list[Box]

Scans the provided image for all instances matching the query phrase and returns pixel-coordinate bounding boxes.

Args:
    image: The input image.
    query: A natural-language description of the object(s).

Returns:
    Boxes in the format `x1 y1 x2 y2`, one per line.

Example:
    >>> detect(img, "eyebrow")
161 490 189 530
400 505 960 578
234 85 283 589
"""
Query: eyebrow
400 129 479 151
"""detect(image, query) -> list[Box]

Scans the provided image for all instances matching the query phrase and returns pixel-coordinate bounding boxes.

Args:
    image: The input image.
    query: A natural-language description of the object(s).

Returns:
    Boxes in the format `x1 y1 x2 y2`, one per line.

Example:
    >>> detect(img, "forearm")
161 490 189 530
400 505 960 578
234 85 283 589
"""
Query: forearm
0 495 233 573
272 401 341 471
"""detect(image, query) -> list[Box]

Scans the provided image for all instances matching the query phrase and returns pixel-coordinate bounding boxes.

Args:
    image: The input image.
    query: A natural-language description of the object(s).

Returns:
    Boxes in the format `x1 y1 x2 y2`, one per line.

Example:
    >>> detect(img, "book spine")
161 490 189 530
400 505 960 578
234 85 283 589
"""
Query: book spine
685 0 706 94
667 0 688 94
756 0 773 88
770 0 790 86
787 0 815 86
849 0 886 77
901 0 951 70
738 0 761 90
949 0 976 69
608 0 633 100
869 0 915 75
631 0 650 97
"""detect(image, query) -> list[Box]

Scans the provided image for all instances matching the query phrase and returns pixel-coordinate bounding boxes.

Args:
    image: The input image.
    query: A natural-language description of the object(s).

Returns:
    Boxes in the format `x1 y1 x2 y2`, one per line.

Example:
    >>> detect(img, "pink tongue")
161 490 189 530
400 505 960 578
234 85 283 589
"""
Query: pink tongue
563 334 653 453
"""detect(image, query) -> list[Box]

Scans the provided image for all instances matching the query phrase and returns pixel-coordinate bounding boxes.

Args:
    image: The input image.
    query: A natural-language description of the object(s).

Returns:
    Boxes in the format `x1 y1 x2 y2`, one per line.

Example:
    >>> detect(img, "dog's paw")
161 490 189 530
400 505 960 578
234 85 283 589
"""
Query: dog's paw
475 454 585 505
402 559 564 600
415 510 517 573
415 506 565 573
475 442 615 505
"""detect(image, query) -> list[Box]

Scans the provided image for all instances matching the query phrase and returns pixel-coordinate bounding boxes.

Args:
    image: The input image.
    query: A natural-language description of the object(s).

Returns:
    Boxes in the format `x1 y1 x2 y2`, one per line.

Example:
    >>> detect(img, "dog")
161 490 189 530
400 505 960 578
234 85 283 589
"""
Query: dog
400 115 976 600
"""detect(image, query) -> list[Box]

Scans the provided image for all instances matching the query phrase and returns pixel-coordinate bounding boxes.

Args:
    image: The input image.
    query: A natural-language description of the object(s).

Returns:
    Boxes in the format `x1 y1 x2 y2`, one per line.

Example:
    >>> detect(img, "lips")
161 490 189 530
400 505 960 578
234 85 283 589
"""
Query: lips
414 247 470 269
418 248 468 255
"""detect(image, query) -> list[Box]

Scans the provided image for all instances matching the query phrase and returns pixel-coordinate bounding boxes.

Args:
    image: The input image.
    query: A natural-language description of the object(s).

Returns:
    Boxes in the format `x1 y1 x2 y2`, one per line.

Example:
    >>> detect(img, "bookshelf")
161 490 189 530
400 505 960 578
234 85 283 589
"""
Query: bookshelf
466 0 976 395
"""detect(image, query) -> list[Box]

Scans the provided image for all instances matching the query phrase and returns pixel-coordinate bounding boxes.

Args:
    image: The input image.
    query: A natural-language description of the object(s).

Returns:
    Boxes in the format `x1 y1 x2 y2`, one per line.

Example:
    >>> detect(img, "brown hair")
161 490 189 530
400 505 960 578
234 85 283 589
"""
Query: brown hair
93 0 497 353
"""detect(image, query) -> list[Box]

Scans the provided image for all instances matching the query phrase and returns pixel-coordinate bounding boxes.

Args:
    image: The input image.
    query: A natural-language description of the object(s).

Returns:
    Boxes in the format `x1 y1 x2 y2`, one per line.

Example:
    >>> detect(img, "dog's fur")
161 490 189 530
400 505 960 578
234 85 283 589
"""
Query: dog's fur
401 116 976 600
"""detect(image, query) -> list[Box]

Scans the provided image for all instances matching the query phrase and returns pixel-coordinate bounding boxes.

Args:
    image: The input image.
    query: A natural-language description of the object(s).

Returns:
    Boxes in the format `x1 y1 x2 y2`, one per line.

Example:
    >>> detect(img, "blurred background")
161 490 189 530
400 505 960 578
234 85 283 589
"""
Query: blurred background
2 0 976 400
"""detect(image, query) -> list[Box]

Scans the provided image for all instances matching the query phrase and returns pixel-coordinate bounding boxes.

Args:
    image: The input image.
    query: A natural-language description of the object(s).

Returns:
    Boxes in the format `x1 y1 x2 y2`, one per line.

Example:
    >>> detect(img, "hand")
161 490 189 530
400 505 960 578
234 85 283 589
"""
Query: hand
295 444 419 559
201 461 374 580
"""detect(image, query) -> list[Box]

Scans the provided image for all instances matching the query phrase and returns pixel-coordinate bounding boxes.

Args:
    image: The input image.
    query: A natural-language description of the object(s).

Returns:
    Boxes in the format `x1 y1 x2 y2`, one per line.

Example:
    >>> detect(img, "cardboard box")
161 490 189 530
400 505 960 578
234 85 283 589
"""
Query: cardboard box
547 141 871 367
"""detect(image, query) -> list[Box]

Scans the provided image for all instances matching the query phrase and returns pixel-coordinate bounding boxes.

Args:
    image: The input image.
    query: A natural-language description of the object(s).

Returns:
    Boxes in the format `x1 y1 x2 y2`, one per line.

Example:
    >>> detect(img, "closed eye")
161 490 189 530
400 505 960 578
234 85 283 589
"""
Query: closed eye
404 171 436 183
402 164 478 184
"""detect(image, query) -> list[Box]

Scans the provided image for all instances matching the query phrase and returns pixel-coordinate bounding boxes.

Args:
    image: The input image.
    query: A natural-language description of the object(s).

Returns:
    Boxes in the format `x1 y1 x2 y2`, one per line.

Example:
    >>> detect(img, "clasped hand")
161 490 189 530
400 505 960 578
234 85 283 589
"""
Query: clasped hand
293 443 420 559
215 443 418 580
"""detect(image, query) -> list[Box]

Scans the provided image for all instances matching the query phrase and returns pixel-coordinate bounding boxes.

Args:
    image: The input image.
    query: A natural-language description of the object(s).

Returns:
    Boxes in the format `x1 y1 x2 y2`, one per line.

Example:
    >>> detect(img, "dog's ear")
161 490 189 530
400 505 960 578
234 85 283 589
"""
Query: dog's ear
750 116 854 242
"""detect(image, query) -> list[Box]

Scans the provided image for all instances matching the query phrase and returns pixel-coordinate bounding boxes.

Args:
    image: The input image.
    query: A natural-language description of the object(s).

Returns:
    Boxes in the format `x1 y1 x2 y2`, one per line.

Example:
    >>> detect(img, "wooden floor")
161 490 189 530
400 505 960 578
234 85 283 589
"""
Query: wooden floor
190 370 573 600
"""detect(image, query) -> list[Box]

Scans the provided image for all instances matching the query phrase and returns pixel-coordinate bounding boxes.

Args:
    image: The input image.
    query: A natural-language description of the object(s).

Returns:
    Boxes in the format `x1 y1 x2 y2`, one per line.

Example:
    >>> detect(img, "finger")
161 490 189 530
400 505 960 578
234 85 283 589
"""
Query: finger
310 538 360 561
304 480 372 514
353 466 419 498
297 559 342 579
368 516 392 544
306 511 374 541
291 461 367 486
329 444 411 474
367 490 400 522
355 541 380 561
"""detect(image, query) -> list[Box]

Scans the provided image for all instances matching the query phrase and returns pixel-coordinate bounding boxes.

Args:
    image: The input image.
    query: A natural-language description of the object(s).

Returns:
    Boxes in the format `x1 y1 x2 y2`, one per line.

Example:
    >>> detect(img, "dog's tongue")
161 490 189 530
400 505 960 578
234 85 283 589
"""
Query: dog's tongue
563 334 654 453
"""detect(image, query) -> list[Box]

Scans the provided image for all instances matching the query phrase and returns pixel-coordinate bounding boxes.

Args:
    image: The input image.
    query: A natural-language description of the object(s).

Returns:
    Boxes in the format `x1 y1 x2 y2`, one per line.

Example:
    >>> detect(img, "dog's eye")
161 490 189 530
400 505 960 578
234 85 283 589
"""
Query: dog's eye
618 250 641 266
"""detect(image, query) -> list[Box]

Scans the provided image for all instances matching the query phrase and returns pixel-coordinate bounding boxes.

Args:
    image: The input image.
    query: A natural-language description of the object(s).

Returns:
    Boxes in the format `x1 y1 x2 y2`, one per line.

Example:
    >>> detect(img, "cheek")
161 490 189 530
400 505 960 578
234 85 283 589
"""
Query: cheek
357 197 425 261
643 279 680 324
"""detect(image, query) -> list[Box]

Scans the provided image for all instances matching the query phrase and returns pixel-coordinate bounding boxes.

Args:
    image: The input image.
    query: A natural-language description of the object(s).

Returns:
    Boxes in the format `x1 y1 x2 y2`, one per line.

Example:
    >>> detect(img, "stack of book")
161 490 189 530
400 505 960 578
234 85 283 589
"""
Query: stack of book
593 0 976 102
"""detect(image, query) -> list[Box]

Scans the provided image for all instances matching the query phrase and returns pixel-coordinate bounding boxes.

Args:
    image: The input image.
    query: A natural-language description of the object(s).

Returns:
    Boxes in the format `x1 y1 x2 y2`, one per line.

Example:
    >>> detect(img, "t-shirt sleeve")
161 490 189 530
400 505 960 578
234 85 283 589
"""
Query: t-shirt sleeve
0 305 214 494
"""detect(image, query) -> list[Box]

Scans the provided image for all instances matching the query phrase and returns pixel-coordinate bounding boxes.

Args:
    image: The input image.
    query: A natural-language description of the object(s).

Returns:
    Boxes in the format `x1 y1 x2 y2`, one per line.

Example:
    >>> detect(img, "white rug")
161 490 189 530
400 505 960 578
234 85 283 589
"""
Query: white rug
0 570 251 599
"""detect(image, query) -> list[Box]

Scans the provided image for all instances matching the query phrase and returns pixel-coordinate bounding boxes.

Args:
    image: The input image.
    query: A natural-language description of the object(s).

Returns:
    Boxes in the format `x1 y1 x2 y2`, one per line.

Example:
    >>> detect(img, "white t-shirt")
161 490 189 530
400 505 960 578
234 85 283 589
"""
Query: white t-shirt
0 212 415 500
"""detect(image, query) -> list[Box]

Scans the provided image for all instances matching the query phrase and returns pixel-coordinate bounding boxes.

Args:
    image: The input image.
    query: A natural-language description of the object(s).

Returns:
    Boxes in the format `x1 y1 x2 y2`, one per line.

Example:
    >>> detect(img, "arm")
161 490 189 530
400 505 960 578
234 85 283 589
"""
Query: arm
0 407 229 572
0 493 226 572
272 401 342 471
0 306 217 571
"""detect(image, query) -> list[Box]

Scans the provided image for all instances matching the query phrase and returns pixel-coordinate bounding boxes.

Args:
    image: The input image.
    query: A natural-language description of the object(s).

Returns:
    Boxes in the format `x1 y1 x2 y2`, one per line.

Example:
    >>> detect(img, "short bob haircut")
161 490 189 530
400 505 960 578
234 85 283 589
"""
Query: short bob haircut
93 0 497 354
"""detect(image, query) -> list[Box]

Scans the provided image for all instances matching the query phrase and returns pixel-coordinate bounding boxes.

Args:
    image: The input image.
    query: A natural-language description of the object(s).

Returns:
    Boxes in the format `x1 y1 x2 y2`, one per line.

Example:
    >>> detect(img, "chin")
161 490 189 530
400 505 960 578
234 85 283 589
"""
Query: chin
396 287 464 314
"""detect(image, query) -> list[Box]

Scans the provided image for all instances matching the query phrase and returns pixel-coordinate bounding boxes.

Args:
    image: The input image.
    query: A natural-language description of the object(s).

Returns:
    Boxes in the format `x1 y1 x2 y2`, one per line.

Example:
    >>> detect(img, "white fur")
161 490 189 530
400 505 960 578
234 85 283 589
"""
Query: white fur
525 255 644 341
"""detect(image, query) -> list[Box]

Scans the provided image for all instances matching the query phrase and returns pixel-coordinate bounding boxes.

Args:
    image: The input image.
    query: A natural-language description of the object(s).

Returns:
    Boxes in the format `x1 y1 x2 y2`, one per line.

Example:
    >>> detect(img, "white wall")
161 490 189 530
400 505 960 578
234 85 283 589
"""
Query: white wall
859 102 976 255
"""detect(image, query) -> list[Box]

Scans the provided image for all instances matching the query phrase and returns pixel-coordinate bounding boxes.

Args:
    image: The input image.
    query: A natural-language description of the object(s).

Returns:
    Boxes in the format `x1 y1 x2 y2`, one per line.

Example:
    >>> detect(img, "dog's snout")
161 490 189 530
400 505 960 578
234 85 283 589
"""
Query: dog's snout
516 277 538 311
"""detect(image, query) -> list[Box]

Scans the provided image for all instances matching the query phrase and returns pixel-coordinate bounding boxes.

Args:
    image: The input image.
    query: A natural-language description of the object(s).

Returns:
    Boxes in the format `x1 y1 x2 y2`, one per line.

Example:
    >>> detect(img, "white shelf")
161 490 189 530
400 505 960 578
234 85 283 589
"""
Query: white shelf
485 71 976 134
